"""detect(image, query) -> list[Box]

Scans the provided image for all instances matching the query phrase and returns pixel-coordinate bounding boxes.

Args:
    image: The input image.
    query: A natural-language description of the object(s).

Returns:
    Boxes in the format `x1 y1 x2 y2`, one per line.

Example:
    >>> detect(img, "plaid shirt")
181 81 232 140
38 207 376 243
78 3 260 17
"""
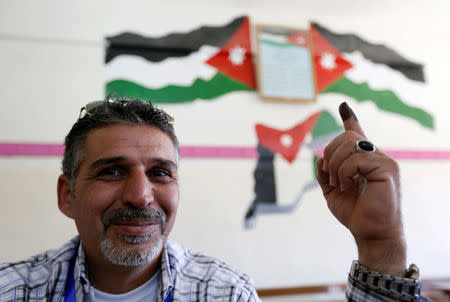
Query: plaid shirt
0 237 430 302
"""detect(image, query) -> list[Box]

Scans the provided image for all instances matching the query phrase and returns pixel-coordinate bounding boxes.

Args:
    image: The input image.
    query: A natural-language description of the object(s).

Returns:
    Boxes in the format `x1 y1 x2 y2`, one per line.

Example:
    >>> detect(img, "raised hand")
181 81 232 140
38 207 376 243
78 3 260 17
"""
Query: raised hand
316 102 406 276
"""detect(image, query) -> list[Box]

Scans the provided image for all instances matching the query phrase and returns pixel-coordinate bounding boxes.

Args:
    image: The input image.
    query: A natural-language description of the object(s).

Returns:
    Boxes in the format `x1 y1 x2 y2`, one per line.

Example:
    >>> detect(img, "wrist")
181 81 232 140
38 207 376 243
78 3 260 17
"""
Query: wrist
356 237 407 276
349 260 422 301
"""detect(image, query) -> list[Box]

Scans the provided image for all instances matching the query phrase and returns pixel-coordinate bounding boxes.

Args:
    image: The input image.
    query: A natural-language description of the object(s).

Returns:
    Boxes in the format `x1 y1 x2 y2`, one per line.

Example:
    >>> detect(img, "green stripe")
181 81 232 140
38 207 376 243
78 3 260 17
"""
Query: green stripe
105 73 252 103
261 39 298 48
313 155 319 178
311 110 343 139
311 111 343 177
322 77 434 129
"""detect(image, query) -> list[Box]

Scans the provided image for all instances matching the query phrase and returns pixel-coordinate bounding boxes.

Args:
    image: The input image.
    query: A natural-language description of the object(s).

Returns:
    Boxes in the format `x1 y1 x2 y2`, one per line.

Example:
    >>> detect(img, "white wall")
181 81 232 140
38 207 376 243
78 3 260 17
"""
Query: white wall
1 0 449 288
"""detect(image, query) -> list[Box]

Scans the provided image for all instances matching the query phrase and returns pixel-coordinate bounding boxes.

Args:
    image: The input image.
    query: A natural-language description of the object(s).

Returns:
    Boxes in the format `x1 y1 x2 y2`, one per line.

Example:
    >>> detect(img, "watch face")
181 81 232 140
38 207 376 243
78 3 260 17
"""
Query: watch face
407 263 420 279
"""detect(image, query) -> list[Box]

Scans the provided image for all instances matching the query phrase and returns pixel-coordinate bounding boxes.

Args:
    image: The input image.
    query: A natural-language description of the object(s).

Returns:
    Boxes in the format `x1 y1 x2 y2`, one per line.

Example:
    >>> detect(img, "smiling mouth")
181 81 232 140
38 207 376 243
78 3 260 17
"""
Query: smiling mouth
113 218 161 237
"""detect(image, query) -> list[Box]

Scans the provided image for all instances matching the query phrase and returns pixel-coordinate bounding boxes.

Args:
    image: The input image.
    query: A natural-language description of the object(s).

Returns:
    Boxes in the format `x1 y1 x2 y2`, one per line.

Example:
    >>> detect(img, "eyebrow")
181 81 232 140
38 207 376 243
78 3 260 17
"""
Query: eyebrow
90 156 126 170
90 156 178 170
152 158 178 170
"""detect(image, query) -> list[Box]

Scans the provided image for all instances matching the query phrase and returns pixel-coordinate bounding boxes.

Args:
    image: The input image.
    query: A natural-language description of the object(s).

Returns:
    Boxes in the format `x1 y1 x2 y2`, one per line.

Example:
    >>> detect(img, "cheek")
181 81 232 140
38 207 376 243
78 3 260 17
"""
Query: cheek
74 184 121 219
155 184 179 222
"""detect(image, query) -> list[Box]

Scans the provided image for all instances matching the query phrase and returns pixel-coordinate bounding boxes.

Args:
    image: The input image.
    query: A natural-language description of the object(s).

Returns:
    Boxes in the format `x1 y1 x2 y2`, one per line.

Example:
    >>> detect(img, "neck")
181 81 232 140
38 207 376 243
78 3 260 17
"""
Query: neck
83 247 162 294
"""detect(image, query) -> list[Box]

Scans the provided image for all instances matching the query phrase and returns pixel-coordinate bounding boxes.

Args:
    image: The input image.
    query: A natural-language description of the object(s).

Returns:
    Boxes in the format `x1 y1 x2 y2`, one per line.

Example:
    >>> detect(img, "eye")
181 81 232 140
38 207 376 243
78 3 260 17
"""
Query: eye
147 167 172 182
97 167 125 180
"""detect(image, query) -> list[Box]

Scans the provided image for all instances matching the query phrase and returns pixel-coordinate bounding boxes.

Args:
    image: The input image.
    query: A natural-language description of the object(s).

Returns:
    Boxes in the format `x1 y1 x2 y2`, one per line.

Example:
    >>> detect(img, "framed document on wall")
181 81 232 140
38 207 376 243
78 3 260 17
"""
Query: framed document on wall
255 25 316 103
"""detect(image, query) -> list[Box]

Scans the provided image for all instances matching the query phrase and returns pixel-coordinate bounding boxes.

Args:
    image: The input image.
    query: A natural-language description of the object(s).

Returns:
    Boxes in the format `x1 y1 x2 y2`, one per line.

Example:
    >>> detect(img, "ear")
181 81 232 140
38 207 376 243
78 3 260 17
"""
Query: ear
57 174 75 219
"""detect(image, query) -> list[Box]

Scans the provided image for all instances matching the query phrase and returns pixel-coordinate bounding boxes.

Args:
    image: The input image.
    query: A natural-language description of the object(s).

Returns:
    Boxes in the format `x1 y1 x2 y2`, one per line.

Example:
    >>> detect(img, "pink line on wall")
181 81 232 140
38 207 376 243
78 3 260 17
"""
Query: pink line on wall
0 143 259 159
0 143 65 156
180 145 258 159
384 150 450 160
2 143 450 160
314 148 450 160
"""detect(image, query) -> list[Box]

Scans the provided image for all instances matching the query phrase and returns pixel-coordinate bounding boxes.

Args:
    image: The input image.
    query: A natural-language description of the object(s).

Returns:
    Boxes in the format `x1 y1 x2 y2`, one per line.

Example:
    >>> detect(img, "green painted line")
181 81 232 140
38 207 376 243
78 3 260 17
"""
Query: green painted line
313 155 319 178
322 77 434 129
105 73 252 104
311 110 343 139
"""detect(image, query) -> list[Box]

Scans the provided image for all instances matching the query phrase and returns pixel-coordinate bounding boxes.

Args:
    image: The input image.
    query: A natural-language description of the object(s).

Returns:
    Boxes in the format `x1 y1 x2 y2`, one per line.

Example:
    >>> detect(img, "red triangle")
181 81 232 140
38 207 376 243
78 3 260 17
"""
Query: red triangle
310 24 353 92
206 17 256 89
255 111 321 163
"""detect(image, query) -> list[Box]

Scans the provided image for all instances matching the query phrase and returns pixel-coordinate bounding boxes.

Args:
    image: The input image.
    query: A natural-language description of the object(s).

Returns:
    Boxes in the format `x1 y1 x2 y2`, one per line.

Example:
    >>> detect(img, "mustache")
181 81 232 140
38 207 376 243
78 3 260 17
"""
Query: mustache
102 207 166 232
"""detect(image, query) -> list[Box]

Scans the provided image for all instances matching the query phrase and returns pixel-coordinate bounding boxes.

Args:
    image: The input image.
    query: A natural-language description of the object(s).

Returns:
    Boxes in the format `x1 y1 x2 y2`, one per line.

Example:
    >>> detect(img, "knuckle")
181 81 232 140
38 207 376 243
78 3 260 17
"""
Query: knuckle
323 144 333 159
390 158 400 170
388 158 400 177
344 139 356 151
346 129 365 140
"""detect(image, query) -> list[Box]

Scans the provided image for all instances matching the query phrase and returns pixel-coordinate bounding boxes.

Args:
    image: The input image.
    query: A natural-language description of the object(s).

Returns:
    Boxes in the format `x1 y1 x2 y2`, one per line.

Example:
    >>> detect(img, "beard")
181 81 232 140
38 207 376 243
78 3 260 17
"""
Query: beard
99 207 167 267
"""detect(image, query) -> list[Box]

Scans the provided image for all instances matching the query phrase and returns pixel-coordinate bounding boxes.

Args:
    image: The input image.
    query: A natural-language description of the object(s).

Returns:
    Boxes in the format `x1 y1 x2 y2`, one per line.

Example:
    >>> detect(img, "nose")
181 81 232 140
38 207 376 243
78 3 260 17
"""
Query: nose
122 170 154 208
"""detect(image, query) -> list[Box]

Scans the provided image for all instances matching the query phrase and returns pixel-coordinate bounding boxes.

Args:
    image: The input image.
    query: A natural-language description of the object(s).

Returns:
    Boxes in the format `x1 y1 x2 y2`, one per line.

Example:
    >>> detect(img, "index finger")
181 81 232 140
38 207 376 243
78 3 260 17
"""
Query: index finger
339 102 366 138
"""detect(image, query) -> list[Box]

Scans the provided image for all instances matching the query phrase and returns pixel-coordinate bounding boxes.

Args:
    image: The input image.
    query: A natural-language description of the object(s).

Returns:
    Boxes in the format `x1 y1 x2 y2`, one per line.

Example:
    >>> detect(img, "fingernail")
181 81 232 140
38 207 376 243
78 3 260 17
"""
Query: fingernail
322 158 328 172
329 176 337 187
339 102 358 121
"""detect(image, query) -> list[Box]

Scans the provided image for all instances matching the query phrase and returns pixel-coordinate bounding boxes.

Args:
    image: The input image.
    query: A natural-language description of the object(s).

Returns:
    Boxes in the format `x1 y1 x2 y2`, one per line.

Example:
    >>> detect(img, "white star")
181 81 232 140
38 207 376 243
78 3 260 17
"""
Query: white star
320 52 337 70
280 134 293 147
228 45 246 66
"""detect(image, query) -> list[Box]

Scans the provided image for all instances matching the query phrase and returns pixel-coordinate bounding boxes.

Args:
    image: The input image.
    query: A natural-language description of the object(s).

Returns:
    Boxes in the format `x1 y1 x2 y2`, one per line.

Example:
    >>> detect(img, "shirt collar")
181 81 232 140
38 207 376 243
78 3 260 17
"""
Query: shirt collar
74 240 92 294
159 240 175 301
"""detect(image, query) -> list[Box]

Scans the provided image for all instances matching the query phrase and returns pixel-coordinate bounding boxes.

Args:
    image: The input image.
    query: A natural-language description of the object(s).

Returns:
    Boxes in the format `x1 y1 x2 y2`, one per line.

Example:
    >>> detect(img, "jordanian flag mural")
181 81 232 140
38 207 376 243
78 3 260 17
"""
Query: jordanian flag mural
105 19 433 129
246 22 434 226
103 18 435 227
105 16 255 103
311 22 433 129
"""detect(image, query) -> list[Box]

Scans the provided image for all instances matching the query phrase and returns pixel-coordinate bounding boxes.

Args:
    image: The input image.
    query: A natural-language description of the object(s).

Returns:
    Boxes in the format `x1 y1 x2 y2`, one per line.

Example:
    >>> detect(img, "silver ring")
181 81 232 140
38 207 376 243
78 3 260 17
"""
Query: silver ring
355 140 376 152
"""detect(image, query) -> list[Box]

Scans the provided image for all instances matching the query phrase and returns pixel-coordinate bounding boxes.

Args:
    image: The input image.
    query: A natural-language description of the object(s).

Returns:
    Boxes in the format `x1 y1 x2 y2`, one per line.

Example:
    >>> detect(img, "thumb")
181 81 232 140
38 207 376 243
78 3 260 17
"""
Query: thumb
339 102 366 137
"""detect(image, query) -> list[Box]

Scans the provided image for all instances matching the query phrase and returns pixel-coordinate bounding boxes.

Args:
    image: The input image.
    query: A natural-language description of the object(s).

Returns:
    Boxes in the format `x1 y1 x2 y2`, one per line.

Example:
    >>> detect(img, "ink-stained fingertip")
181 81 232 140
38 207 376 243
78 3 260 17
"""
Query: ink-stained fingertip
339 102 358 122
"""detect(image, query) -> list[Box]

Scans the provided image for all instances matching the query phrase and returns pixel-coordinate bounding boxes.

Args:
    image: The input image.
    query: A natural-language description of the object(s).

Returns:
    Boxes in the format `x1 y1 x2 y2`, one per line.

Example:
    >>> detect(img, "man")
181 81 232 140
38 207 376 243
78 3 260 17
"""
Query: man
0 98 430 301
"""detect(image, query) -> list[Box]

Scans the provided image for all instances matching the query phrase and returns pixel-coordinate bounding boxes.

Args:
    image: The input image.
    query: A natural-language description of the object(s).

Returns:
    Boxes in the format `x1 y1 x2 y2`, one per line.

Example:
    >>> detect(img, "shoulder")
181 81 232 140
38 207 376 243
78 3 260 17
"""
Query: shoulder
0 237 79 295
166 239 257 296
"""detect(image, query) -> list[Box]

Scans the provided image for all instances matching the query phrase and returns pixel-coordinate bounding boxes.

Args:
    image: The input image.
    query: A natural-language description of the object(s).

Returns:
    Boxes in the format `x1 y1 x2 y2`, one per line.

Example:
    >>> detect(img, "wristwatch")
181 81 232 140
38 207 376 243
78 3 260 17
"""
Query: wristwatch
350 260 422 301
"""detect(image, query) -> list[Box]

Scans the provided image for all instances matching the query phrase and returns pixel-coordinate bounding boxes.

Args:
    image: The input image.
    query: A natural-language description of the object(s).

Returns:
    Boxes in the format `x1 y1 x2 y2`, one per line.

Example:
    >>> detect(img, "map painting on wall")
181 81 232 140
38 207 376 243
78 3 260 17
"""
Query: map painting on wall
104 16 434 229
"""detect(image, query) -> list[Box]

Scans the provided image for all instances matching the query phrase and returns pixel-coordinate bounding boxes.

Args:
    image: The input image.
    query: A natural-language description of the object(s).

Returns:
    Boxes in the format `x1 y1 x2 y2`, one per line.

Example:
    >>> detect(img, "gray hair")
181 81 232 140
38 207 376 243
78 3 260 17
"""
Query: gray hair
62 97 179 192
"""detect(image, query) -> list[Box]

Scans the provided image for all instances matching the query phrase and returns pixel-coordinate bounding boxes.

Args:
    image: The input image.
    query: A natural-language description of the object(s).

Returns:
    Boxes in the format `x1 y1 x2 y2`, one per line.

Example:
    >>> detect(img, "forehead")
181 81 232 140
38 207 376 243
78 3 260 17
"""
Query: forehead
82 124 177 164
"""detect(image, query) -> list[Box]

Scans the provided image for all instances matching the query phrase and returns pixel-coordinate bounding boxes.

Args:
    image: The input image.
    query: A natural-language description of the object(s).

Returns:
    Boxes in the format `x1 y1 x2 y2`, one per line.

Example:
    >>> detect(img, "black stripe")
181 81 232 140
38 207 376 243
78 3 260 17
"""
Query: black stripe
203 280 208 300
105 16 246 63
196 282 200 301
312 22 425 82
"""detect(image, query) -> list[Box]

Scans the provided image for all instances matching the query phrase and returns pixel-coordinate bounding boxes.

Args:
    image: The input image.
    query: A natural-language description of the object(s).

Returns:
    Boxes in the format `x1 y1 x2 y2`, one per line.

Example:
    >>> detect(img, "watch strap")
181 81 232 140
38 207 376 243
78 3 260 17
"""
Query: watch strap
350 260 422 302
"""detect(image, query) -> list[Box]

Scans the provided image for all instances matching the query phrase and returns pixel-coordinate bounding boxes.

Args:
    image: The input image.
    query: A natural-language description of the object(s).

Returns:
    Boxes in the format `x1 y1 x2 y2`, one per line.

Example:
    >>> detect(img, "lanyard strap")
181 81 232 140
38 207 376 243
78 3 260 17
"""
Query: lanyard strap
164 290 172 302
63 255 76 302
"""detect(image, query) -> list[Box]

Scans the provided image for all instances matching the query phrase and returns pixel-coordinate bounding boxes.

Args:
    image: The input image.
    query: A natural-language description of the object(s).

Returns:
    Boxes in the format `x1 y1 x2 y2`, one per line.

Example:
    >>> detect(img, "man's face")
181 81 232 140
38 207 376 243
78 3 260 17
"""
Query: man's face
62 124 179 267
